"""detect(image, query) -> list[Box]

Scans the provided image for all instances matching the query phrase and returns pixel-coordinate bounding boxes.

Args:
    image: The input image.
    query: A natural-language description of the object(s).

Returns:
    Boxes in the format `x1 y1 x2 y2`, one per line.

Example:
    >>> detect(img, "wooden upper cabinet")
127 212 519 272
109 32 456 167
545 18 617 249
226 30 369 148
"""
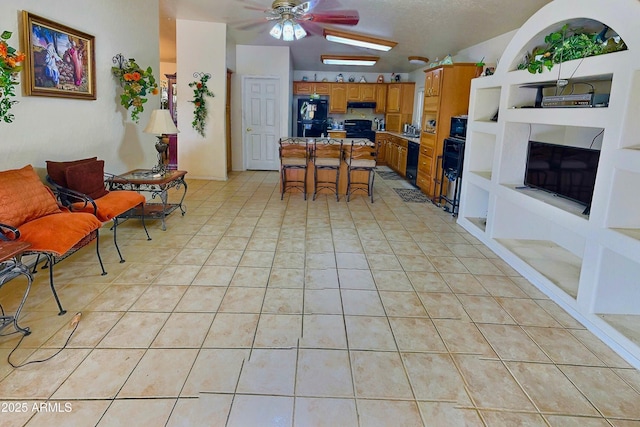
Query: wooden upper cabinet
345 83 376 102
293 81 331 95
314 82 331 95
360 84 376 102
375 84 387 113
400 83 415 114
425 68 442 97
329 84 347 114
386 84 402 112
346 84 361 101
293 81 313 95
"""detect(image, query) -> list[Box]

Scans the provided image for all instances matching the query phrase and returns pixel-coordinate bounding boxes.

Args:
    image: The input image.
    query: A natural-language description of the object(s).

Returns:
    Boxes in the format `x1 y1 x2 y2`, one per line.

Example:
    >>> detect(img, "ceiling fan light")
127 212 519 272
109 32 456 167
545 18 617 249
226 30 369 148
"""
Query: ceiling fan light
293 22 307 40
269 22 283 39
323 29 397 52
282 20 295 42
408 56 429 65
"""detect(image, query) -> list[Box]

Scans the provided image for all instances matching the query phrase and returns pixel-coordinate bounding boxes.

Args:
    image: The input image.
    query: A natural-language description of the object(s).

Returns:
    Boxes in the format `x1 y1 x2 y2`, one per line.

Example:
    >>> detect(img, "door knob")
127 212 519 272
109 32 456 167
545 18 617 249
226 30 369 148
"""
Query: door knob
246 128 252 132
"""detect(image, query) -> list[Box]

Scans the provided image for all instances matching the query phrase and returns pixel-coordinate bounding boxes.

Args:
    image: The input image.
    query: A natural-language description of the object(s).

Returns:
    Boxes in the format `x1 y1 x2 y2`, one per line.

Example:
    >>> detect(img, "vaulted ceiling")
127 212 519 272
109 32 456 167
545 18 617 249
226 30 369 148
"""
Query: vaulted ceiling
159 0 551 73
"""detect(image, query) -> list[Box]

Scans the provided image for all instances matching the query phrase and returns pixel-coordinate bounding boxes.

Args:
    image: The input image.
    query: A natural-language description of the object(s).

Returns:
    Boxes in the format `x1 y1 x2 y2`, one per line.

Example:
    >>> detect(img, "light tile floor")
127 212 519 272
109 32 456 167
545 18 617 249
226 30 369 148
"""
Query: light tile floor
0 170 639 427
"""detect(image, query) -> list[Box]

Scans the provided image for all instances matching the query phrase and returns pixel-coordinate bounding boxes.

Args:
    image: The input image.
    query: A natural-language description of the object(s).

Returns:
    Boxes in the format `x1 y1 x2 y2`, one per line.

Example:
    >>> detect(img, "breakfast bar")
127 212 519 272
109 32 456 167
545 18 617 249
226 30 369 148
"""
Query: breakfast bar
279 138 376 201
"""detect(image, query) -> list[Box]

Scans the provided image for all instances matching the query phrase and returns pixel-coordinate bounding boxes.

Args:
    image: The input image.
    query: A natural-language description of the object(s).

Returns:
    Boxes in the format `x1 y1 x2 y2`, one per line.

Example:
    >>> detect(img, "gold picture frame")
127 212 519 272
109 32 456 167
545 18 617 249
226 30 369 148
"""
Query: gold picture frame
22 11 96 100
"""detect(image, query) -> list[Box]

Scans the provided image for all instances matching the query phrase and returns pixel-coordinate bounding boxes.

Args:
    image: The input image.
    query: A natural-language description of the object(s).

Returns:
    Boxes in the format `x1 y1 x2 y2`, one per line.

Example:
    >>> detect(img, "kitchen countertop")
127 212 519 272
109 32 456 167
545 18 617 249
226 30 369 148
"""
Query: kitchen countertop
375 130 421 144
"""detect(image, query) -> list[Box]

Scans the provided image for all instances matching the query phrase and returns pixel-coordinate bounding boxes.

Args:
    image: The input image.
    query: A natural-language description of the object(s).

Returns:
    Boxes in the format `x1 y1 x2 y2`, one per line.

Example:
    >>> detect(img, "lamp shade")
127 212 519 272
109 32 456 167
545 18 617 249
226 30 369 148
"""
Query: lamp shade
144 109 179 135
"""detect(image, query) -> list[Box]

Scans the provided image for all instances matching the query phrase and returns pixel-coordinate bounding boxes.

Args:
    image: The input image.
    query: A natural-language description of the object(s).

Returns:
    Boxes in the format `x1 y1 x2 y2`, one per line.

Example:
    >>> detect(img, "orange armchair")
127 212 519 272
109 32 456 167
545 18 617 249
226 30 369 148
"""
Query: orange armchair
0 165 105 315
46 158 151 264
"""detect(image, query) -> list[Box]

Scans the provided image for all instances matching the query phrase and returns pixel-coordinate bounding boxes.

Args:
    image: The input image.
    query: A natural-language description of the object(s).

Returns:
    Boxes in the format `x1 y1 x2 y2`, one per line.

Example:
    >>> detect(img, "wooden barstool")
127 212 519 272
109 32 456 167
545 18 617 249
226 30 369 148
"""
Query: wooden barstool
345 139 377 203
279 138 310 200
312 138 343 201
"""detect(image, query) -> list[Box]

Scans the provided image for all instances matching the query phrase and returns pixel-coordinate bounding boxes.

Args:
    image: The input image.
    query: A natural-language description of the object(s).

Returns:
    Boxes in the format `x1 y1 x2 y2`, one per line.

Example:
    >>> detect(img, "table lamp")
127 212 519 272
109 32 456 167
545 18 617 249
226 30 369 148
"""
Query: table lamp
143 109 179 174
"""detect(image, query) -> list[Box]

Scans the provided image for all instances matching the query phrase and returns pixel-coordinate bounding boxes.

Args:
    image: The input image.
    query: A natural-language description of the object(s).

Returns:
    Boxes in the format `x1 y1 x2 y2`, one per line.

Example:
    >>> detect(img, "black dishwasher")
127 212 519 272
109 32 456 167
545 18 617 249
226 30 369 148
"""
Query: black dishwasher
405 141 419 186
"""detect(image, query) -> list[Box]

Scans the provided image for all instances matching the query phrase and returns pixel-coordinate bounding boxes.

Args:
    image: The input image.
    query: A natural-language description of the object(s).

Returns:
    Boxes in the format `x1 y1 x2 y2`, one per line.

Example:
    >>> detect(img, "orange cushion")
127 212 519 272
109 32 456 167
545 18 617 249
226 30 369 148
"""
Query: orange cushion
46 157 97 188
17 211 102 256
71 190 145 221
0 165 62 228
65 160 109 200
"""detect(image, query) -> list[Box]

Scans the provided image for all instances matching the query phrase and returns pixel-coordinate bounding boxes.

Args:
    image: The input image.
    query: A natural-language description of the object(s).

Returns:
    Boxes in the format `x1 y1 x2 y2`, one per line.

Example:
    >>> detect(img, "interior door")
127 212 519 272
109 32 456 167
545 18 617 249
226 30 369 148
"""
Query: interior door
243 77 280 170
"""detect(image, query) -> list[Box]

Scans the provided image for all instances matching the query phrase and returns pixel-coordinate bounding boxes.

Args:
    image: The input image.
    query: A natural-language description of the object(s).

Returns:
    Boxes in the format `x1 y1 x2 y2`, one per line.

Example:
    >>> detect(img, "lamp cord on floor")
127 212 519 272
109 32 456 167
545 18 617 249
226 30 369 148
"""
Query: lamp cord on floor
4 312 81 369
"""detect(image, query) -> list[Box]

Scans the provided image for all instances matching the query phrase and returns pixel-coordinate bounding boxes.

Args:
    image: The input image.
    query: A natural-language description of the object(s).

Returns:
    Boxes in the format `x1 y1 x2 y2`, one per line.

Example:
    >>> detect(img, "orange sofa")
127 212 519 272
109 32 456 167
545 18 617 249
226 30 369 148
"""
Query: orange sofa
0 165 105 315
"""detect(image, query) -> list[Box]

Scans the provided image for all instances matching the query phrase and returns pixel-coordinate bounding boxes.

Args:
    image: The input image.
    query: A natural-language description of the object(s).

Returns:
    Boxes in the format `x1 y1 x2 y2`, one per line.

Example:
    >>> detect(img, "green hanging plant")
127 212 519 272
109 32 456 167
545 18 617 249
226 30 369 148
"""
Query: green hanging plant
0 31 26 123
189 72 214 137
111 54 158 123
518 24 626 74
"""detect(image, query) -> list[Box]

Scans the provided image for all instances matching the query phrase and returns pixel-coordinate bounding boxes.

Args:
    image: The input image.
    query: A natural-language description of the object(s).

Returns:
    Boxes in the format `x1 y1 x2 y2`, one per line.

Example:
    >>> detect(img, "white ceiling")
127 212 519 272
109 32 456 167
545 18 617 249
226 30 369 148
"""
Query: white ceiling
159 0 552 73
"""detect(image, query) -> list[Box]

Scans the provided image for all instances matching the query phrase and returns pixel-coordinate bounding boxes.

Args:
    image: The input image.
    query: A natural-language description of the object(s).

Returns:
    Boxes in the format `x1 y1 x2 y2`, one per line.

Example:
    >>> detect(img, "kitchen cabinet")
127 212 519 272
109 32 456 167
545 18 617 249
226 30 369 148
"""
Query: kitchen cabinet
375 132 389 165
385 83 415 133
293 81 331 95
418 63 479 199
375 84 387 114
293 81 391 115
386 135 408 177
360 84 376 101
329 84 348 114
327 130 346 139
424 68 441 97
416 136 435 193
346 83 377 102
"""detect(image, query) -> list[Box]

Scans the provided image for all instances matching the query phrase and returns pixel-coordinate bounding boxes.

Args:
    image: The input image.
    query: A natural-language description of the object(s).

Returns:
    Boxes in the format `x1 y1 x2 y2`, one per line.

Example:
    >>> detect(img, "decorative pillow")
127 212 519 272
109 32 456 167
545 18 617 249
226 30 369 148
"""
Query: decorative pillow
46 157 97 187
65 160 109 200
0 165 62 228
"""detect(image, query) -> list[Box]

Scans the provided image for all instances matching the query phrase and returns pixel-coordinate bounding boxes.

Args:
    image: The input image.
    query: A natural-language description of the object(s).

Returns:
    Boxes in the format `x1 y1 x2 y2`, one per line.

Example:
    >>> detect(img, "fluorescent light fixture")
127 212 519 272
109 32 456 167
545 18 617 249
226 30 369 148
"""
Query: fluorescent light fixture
321 55 379 66
282 20 295 41
408 56 429 65
323 28 397 52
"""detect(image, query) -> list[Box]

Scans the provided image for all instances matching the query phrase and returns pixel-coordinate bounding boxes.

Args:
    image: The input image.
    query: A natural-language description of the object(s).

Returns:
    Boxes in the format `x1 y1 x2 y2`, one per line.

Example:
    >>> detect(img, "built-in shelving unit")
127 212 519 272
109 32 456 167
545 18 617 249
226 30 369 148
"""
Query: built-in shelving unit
457 0 640 369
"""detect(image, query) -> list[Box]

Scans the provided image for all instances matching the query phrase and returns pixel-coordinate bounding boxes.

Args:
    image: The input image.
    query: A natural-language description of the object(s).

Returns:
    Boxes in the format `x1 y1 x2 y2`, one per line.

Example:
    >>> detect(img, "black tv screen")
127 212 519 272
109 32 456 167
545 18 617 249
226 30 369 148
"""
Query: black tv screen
525 141 600 207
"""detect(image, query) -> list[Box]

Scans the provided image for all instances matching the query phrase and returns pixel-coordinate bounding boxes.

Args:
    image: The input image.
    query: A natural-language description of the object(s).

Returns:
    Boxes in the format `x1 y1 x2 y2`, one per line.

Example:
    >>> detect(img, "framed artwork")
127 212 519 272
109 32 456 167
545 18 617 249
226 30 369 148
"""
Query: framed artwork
22 11 96 100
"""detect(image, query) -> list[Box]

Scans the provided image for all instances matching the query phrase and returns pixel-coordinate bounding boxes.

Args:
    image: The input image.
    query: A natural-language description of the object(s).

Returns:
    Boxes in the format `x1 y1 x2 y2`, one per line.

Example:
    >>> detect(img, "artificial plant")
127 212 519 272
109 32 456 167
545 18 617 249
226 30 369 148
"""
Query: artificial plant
189 73 214 137
518 24 626 74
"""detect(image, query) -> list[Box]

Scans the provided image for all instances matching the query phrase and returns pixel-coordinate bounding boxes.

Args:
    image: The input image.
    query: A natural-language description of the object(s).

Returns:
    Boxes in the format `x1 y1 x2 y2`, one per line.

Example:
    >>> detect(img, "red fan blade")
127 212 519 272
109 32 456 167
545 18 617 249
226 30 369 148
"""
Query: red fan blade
303 10 360 25
301 21 324 37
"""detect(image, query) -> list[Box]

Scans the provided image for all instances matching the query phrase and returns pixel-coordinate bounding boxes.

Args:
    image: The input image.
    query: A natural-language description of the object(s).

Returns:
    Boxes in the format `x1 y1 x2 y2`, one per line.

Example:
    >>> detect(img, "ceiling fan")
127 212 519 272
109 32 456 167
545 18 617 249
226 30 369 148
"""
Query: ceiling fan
241 0 360 41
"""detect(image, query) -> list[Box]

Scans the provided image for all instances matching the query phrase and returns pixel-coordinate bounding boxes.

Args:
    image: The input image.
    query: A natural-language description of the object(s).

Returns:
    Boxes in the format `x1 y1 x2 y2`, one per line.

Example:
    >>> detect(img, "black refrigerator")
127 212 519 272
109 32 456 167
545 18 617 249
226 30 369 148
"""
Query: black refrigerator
297 99 328 138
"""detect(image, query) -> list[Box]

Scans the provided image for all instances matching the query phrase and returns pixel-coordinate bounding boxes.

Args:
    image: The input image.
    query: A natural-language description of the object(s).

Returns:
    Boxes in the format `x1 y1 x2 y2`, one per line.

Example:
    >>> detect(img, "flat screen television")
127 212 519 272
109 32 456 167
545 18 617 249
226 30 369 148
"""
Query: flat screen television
524 141 600 212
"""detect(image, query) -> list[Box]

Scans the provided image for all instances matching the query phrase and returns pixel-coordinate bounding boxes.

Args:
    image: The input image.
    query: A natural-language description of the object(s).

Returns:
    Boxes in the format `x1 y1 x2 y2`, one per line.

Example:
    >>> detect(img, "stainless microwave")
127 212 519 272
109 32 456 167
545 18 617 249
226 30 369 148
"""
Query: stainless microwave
450 116 468 139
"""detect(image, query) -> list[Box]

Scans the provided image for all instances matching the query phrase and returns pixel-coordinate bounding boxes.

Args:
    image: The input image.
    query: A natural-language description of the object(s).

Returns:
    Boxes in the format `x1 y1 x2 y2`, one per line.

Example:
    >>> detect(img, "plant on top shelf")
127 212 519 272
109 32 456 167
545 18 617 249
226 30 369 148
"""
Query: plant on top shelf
112 54 158 123
189 73 214 137
0 31 25 123
518 24 626 74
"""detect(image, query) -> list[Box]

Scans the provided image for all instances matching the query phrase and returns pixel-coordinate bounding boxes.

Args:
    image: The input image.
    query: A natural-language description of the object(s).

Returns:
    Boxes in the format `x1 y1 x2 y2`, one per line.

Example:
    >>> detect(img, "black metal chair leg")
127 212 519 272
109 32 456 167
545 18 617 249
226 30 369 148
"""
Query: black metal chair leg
96 231 107 276
140 204 151 241
313 165 318 201
281 168 286 200
303 166 308 201
335 167 340 201
112 219 125 263
46 254 67 316
370 170 375 203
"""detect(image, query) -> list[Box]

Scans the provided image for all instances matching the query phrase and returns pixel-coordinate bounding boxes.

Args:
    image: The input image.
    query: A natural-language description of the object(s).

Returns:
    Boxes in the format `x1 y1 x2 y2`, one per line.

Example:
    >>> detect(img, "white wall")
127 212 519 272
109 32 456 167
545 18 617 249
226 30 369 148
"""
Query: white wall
232 45 292 171
0 0 160 175
454 30 517 69
176 20 227 180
